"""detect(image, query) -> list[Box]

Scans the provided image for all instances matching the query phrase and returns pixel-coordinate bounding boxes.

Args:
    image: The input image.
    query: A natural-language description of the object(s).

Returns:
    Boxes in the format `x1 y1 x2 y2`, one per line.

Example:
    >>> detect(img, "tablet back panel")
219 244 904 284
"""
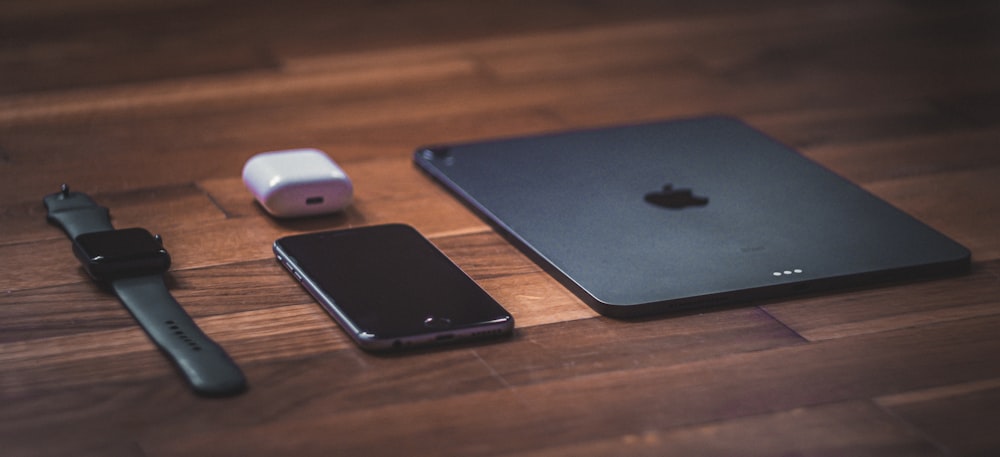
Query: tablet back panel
414 116 970 316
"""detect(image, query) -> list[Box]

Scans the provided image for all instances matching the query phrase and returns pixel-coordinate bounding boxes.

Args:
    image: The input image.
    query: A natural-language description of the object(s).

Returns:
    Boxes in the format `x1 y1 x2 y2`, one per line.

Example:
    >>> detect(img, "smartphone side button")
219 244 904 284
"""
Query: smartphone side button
423 316 452 329
281 263 301 280
277 259 302 281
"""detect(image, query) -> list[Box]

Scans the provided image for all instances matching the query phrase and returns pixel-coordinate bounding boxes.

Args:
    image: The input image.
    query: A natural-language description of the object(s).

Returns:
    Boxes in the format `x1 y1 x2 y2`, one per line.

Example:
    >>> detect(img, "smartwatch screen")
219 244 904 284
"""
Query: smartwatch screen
73 228 171 279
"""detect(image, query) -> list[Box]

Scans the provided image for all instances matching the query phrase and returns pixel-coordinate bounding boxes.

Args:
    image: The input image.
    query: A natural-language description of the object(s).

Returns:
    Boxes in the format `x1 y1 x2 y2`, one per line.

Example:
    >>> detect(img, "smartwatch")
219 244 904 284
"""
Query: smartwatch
44 185 247 396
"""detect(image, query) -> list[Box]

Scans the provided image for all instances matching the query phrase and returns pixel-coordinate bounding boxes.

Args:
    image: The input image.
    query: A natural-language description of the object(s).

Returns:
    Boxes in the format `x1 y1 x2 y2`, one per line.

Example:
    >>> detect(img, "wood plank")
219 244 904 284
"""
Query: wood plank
878 379 1000 456
89 313 1000 456
12 5 994 132
507 401 942 457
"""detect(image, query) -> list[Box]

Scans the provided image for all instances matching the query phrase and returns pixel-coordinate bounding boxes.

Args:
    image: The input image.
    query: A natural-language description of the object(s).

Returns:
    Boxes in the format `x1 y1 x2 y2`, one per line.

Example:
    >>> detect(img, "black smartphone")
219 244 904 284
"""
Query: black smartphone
273 224 514 351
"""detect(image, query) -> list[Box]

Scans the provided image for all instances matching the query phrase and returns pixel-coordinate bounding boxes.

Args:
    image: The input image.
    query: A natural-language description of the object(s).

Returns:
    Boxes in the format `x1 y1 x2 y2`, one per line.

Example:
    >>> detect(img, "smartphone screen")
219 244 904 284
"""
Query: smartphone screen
273 224 514 350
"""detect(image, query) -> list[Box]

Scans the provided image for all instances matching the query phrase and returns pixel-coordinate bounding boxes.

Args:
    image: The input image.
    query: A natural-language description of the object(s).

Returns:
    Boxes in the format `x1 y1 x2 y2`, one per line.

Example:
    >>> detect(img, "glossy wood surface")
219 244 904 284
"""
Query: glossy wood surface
2 1 999 455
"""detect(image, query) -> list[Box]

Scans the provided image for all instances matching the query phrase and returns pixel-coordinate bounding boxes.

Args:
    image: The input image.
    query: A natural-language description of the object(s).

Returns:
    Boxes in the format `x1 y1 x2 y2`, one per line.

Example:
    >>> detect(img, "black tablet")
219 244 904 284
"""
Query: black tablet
414 116 970 317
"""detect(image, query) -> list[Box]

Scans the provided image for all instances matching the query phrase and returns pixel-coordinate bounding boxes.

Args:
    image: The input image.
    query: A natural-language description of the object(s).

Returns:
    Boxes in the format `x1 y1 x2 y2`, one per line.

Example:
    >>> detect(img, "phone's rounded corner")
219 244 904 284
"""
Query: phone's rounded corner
355 332 391 351
413 145 451 162
271 240 286 258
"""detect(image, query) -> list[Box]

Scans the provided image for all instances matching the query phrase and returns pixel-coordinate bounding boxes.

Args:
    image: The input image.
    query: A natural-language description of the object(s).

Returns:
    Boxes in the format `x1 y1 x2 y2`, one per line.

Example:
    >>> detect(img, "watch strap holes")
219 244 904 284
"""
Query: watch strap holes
164 320 203 351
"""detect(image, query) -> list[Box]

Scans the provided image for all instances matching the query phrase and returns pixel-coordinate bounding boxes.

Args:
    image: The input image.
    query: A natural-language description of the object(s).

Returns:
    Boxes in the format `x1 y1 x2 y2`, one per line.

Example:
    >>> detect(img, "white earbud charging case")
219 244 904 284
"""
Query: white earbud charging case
242 148 353 217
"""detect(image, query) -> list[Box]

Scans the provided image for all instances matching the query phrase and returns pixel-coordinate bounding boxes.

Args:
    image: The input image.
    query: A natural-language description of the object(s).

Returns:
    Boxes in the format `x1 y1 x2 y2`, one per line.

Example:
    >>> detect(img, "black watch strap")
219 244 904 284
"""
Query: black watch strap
44 185 114 239
111 275 246 395
43 185 246 396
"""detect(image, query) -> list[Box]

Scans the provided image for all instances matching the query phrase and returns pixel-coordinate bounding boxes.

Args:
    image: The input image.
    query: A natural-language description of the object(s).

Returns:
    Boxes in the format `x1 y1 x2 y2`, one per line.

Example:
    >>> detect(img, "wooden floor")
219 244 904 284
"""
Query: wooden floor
3 0 1000 455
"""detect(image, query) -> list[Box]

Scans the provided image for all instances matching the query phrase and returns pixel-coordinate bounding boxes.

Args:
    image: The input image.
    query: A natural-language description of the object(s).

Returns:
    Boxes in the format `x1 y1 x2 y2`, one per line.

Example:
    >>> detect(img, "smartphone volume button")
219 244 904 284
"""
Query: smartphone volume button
279 259 303 282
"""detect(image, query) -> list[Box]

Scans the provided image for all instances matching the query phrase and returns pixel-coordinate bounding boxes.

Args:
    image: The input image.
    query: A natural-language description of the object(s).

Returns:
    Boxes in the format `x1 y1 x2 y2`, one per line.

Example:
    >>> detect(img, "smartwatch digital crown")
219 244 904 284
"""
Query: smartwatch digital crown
44 185 247 396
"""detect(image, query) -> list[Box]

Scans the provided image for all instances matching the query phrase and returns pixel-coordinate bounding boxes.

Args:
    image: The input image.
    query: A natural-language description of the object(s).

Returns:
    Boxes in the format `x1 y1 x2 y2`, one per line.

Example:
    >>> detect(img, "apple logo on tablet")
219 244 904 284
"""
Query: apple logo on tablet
644 184 709 209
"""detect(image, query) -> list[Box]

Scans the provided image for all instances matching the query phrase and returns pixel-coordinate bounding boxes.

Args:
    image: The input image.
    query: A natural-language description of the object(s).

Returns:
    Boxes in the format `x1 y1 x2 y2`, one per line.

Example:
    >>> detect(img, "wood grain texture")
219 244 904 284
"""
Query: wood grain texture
2 0 999 455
